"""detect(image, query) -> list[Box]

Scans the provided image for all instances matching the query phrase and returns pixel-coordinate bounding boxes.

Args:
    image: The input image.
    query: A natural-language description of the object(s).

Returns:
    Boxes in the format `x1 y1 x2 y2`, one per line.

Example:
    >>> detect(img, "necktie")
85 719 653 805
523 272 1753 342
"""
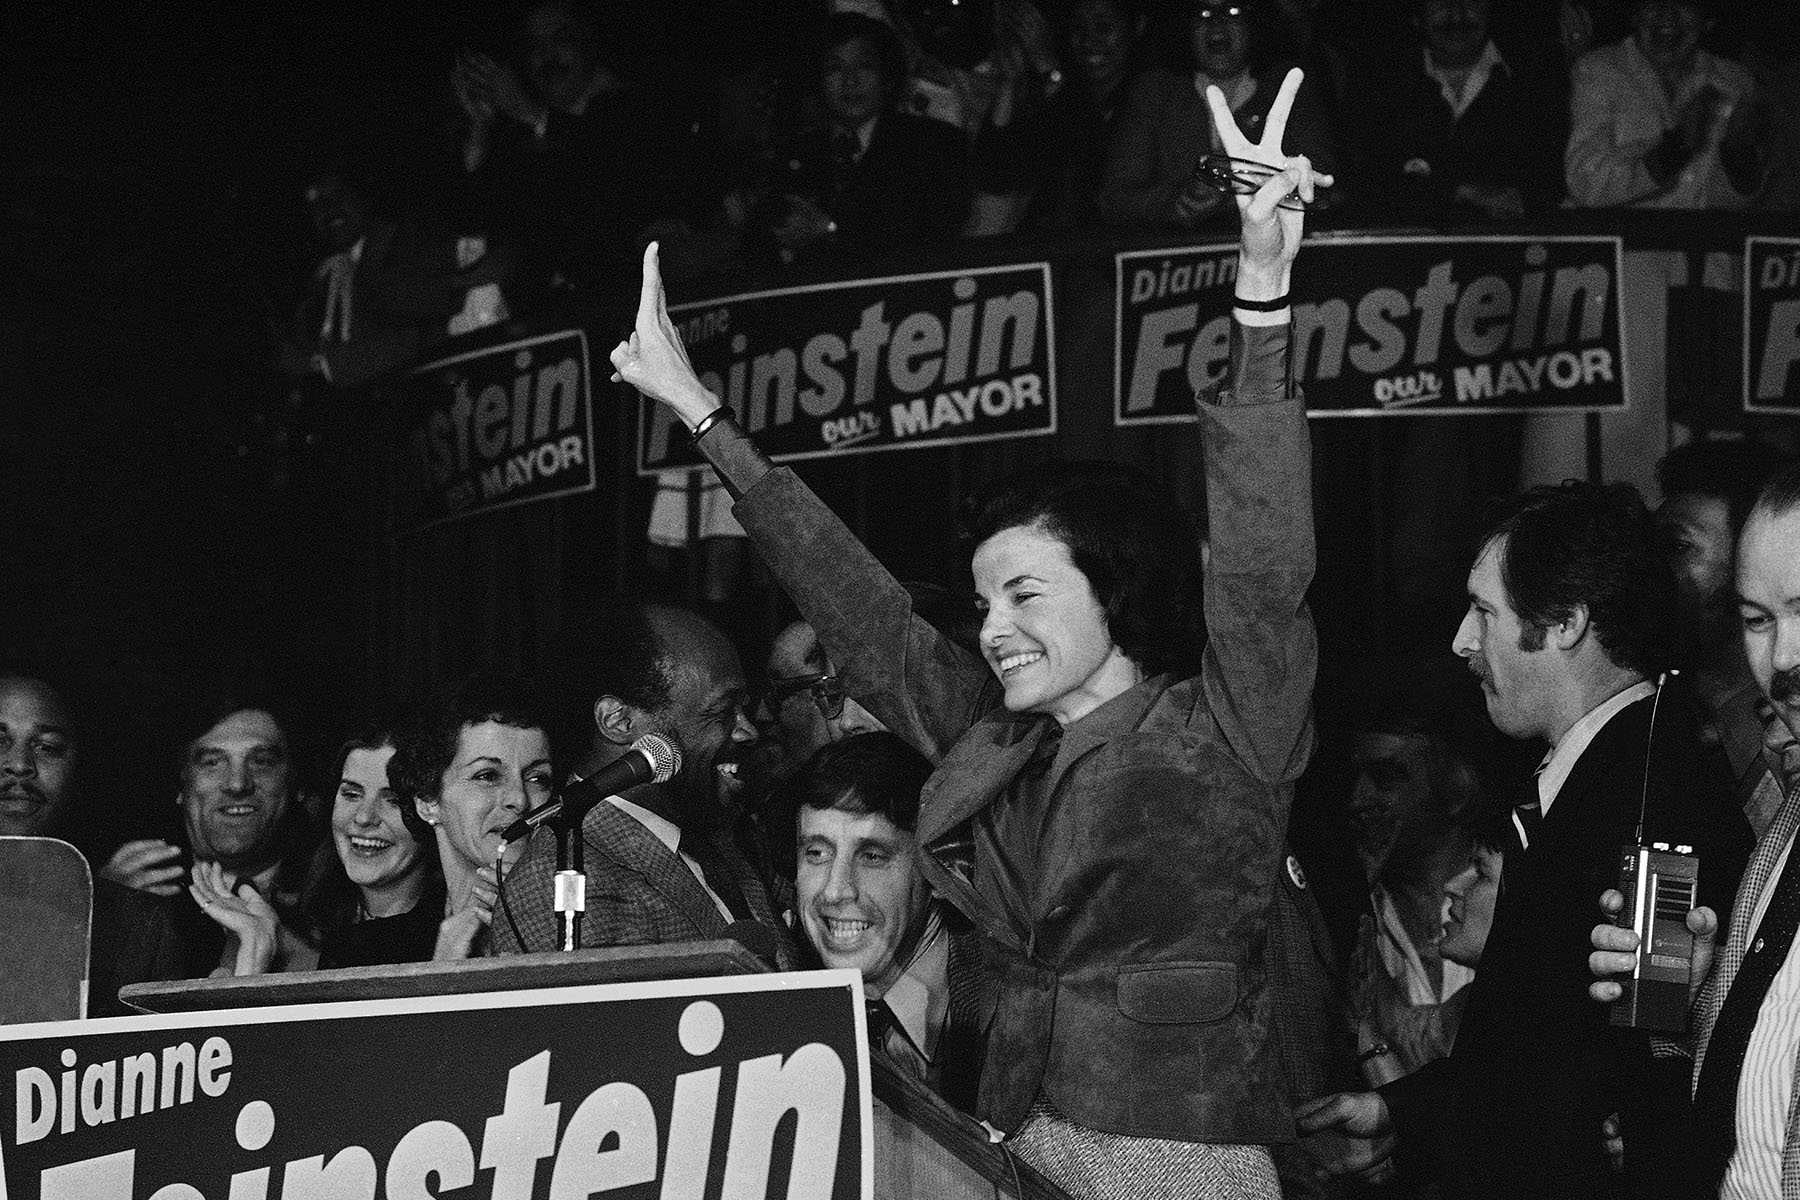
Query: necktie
679 831 753 922
1692 850 1800 1185
1513 761 1546 852
317 251 355 343
1513 801 1542 852
866 997 926 1080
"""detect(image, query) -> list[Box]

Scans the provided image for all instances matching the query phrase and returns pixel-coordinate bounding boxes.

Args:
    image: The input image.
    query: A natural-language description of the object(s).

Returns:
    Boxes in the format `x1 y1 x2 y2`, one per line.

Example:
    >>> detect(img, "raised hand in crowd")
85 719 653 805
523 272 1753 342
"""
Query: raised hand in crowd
1587 886 1720 1008
189 860 280 978
455 50 549 133
986 0 1061 128
98 837 185 897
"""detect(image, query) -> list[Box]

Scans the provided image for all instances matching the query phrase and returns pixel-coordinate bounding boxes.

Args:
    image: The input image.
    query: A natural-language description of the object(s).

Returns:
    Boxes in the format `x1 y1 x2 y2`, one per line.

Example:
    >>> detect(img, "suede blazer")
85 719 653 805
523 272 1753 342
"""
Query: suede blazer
724 322 1317 1144
492 799 802 970
1384 690 1752 1199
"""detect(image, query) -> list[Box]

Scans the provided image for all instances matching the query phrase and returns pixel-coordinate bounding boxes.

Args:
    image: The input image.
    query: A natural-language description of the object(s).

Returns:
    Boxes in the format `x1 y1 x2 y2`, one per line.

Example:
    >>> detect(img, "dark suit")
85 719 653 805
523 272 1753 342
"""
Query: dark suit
492 799 802 970
1384 690 1751 1199
778 110 971 257
711 322 1317 1145
1349 41 1568 222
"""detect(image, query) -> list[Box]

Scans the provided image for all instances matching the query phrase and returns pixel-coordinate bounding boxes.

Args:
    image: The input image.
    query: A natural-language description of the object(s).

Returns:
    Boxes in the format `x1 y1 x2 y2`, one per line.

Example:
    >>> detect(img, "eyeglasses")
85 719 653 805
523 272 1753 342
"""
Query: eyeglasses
763 672 847 721
1193 5 1247 22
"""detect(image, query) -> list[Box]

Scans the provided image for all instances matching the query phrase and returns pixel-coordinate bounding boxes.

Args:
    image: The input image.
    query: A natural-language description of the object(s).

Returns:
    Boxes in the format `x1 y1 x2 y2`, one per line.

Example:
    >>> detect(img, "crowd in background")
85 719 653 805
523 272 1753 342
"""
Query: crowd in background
268 0 1800 394
10 1 1800 1197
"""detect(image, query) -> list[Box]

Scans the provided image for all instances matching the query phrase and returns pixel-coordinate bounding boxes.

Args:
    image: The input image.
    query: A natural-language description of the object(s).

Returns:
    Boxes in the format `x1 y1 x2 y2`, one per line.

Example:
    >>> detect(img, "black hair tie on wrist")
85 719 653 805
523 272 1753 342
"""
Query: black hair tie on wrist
1233 294 1291 312
689 407 733 442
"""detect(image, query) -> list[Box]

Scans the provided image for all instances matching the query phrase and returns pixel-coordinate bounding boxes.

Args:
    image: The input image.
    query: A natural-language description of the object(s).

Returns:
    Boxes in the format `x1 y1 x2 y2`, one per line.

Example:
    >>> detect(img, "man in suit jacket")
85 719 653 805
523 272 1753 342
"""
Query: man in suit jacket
1302 480 1751 1199
1592 463 1800 1192
493 603 800 968
788 730 986 1112
1350 0 1569 222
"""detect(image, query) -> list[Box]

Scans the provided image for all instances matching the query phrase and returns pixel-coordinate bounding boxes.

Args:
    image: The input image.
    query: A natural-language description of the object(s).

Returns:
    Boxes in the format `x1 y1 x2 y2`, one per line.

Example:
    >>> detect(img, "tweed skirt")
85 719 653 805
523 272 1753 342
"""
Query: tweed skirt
1006 1093 1282 1200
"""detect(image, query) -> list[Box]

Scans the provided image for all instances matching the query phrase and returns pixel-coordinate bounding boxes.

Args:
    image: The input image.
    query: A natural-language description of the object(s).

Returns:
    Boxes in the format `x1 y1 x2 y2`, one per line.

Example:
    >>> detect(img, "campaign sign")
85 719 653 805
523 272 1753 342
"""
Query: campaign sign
392 330 597 535
0 971 871 1200
1116 235 1628 422
638 265 1055 474
1745 237 1800 412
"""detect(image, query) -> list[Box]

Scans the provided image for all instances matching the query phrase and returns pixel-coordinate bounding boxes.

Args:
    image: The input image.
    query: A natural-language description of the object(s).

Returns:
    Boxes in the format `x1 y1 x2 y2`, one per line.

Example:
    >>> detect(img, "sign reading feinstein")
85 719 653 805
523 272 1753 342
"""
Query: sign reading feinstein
0 971 871 1200
1745 237 1800 413
391 329 598 535
1116 235 1627 423
637 265 1055 474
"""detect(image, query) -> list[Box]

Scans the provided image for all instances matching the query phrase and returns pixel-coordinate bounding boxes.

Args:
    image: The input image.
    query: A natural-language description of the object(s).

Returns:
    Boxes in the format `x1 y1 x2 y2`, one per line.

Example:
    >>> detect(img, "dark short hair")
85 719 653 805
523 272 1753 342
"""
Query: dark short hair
1473 481 1672 677
1658 439 1791 536
546 603 674 756
959 459 1206 677
1750 460 1800 528
1467 803 1515 857
817 13 909 100
172 678 305 787
390 673 555 844
787 731 934 832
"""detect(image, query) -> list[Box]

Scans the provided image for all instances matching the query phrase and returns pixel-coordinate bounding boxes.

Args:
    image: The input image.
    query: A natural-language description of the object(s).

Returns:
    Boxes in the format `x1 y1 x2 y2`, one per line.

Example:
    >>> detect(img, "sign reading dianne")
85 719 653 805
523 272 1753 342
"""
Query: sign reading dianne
1746 237 1800 413
638 264 1054 473
1116 235 1626 422
393 329 597 534
0 972 871 1200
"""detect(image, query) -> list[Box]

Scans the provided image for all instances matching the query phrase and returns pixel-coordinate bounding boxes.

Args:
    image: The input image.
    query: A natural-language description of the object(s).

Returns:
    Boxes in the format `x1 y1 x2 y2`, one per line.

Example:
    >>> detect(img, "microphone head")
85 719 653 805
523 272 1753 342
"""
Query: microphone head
630 733 682 783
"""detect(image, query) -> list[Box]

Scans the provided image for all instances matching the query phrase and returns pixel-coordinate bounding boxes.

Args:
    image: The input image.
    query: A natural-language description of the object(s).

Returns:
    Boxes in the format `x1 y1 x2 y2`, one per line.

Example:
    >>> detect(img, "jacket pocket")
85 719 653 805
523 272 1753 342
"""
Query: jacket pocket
1115 961 1238 1025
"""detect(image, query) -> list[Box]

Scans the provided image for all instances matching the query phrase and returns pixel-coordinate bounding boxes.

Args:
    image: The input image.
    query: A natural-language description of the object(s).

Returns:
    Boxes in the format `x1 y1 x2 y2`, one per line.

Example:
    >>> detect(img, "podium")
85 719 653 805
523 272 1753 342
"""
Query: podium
113 942 1069 1200
120 941 764 1013
0 836 91 1024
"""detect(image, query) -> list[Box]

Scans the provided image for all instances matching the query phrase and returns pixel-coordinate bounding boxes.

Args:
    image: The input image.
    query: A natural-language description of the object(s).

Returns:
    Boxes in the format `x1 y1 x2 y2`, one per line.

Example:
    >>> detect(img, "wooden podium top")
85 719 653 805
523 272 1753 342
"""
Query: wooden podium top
119 940 767 1014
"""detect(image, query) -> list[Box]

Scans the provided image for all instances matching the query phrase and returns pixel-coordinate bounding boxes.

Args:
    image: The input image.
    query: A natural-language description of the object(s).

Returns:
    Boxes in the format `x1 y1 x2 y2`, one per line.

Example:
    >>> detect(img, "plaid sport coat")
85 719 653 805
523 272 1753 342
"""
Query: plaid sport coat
491 798 802 970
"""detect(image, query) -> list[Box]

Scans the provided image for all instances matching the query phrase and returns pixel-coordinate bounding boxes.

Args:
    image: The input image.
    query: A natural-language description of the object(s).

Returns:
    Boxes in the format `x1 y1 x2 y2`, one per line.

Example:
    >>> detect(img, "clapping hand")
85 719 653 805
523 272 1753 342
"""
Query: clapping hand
189 860 278 977
455 50 547 131
99 837 185 896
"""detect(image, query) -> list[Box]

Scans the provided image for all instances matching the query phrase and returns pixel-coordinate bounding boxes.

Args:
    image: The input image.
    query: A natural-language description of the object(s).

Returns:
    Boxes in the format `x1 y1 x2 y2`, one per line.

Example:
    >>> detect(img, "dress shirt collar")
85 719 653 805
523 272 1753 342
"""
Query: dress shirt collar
607 794 681 854
874 907 948 1063
1423 39 1507 120
1537 680 1656 815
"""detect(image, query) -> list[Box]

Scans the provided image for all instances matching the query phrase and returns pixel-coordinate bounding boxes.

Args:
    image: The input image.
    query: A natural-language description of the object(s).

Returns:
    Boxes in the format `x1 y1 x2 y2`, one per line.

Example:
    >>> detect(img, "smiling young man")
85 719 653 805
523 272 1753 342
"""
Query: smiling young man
789 731 983 1109
1301 481 1751 1198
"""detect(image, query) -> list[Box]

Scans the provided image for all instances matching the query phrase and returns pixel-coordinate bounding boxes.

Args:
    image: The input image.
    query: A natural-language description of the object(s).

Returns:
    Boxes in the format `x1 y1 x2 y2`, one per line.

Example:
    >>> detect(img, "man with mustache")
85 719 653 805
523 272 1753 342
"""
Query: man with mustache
494 602 801 968
1592 463 1800 1193
0 667 78 841
1302 480 1750 1198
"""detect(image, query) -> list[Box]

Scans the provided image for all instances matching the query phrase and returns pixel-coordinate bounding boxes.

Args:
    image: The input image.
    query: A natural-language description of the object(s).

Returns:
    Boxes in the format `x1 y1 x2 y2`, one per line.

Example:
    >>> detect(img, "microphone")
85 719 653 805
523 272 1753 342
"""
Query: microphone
501 734 682 843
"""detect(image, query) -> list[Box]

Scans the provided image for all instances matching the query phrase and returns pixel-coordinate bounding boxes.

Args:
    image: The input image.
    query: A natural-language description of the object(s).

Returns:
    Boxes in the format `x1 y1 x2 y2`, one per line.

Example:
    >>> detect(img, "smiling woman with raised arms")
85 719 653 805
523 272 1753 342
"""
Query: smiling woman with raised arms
613 71 1327 1199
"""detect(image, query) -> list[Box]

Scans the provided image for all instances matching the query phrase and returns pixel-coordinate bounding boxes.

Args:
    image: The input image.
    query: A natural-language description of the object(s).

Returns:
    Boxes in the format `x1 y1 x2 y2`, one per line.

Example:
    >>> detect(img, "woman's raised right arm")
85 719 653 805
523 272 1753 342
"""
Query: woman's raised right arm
611 246 995 763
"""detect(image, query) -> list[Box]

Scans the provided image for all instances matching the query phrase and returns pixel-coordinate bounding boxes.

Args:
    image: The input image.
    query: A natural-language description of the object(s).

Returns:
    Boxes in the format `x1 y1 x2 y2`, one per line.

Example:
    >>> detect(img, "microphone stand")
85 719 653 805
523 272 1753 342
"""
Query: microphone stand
550 805 585 952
